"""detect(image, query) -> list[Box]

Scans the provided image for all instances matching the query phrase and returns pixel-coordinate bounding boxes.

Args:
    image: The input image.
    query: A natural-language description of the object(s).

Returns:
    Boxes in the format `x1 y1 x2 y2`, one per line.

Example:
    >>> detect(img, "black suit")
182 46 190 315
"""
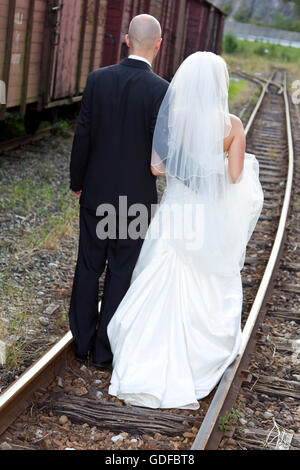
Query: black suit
69 58 169 364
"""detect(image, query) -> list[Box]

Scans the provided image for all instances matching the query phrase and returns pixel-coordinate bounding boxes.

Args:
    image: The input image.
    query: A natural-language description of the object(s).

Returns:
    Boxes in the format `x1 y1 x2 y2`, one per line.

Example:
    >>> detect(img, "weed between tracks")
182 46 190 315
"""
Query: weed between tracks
219 402 243 432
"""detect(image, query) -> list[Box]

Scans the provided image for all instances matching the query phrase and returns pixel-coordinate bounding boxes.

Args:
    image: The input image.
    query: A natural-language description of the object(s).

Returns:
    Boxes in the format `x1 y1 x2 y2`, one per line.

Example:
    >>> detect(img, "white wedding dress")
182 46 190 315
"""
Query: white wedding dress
107 153 264 410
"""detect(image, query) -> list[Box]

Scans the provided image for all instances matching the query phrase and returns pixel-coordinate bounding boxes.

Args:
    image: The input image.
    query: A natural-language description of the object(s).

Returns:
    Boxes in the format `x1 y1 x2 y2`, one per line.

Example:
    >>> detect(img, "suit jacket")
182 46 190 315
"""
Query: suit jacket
70 58 169 212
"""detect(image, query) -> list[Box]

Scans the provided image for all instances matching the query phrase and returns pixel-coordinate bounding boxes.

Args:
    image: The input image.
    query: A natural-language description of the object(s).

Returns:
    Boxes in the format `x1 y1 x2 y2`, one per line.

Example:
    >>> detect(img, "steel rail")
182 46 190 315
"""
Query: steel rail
0 332 73 435
0 127 53 153
244 73 274 136
0 120 77 154
192 72 294 450
233 70 283 93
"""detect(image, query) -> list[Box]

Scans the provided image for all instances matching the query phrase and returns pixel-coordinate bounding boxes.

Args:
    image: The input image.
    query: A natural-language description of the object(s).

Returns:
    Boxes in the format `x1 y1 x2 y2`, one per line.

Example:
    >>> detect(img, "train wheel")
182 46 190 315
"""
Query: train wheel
24 108 42 135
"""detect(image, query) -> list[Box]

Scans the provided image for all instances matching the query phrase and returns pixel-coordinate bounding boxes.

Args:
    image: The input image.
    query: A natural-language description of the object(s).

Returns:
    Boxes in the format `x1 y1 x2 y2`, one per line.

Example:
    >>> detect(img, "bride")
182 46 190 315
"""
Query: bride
107 52 264 410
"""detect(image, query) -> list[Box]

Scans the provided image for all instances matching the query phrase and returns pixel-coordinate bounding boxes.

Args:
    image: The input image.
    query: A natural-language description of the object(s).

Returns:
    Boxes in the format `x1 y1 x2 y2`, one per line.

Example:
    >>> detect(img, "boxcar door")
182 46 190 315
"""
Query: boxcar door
184 0 210 58
49 0 82 100
102 0 125 67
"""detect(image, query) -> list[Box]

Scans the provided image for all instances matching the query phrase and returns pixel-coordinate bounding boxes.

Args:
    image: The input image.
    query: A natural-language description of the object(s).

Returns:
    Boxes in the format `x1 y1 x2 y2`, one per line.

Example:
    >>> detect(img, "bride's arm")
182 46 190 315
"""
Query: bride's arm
151 149 166 176
226 115 246 184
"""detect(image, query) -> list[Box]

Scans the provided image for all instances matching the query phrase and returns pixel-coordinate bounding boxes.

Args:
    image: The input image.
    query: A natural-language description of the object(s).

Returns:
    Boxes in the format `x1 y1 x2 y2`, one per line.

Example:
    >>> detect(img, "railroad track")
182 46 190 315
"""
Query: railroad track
0 127 54 154
0 70 297 451
0 120 78 154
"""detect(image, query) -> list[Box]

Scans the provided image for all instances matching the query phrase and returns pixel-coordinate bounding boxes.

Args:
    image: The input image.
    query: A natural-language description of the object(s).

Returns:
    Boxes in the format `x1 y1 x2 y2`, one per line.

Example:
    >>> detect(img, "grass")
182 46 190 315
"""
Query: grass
0 115 80 373
9 179 53 211
228 79 248 102
223 37 300 79
0 179 78 369
1 177 78 251
236 40 300 64
0 317 8 345
0 168 78 355
0 298 28 368
222 37 300 119
226 76 261 121
40 218 75 250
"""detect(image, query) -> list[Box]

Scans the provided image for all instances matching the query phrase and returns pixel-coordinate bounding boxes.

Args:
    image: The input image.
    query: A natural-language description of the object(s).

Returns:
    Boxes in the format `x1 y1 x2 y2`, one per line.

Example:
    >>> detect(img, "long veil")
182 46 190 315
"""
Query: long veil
150 52 263 276
151 51 232 198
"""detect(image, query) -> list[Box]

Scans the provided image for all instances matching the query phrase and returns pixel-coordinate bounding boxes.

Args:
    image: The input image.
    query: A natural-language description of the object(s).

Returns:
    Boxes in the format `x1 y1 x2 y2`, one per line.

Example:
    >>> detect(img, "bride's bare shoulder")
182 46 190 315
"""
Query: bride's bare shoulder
229 114 245 135
224 114 245 151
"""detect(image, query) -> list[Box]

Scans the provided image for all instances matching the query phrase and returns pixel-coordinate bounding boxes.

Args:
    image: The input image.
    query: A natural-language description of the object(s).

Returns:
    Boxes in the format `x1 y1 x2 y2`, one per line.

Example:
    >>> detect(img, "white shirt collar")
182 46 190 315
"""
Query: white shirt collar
128 54 152 68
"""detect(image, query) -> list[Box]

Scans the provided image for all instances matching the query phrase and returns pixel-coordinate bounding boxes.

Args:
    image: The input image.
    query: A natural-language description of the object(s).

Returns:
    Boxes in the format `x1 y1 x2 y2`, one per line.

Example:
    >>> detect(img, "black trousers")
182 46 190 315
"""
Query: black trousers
69 206 145 363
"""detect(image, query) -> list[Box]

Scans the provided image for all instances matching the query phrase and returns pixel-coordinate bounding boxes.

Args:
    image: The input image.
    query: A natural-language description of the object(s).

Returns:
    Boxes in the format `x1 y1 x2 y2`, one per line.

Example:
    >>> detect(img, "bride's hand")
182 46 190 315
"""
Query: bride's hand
151 150 166 176
151 165 166 176
73 190 82 200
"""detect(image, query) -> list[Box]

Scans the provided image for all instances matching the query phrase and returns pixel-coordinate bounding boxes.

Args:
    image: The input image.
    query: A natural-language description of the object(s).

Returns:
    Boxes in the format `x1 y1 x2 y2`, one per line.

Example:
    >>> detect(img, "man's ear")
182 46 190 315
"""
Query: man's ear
125 34 130 48
155 38 163 52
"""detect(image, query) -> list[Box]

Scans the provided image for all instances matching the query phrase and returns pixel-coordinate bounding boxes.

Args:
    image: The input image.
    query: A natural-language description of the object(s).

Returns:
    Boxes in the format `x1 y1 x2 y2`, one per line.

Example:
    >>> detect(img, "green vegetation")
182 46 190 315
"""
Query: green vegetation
219 402 243 432
283 0 300 16
0 167 78 369
1 178 77 251
228 79 248 103
231 0 300 33
227 77 260 120
222 1 233 15
0 112 71 141
223 32 238 54
253 12 300 33
52 119 72 137
0 115 78 372
0 112 25 140
234 6 250 23
273 12 298 31
6 338 25 367
223 34 300 66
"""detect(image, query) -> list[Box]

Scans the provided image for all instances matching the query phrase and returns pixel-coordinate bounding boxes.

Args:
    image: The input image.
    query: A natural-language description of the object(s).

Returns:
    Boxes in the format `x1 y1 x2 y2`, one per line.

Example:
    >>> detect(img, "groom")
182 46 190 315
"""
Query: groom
69 14 169 367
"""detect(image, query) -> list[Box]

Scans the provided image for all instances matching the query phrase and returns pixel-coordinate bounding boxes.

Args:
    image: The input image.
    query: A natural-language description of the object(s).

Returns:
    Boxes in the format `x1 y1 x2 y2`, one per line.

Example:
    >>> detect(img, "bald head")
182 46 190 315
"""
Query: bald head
128 14 162 52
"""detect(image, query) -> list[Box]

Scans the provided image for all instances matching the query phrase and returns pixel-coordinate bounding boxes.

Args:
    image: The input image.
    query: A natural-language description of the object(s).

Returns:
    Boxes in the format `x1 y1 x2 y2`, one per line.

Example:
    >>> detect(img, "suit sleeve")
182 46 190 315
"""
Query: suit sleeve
70 72 94 191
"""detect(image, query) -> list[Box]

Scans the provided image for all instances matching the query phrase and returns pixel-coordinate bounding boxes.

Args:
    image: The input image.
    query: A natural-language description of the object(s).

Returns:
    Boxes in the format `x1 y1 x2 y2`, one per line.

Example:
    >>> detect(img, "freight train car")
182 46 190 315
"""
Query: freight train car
0 0 225 133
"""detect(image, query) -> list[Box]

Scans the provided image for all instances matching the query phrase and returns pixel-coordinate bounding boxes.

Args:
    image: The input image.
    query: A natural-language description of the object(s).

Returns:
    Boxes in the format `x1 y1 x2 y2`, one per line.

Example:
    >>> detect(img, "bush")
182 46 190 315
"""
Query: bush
223 32 238 54
254 45 267 56
268 44 277 59
293 19 300 32
273 12 292 30
272 12 300 32
234 7 250 23
294 0 300 16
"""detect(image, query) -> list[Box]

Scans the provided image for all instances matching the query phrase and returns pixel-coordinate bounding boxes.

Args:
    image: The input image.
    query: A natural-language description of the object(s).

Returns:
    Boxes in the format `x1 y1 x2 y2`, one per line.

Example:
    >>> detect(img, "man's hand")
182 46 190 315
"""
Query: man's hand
73 190 82 200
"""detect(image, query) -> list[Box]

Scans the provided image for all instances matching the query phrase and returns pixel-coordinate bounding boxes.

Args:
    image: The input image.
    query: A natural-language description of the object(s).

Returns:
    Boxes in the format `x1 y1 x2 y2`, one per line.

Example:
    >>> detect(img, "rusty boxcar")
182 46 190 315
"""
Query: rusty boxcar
0 0 225 133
